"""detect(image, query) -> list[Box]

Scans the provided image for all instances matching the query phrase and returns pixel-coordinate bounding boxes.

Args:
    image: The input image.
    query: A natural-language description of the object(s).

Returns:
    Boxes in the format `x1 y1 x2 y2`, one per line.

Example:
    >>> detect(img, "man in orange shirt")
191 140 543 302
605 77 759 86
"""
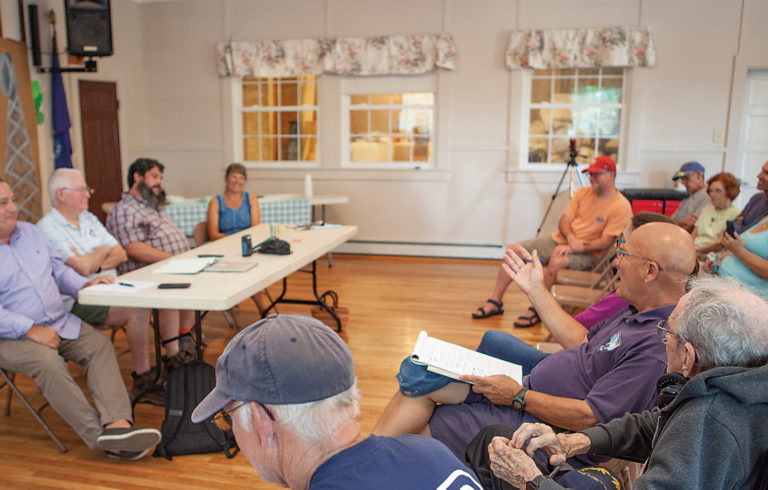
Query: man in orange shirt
472 156 632 326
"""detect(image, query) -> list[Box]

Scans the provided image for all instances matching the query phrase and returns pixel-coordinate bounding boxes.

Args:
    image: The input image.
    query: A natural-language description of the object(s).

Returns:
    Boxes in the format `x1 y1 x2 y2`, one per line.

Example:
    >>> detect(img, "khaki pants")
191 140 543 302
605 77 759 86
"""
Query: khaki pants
0 323 132 449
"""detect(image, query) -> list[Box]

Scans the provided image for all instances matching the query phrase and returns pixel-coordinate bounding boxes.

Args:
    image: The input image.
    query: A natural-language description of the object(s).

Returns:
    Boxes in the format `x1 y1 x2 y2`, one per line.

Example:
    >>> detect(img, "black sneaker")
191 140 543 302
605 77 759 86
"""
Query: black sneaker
130 370 165 406
96 427 161 456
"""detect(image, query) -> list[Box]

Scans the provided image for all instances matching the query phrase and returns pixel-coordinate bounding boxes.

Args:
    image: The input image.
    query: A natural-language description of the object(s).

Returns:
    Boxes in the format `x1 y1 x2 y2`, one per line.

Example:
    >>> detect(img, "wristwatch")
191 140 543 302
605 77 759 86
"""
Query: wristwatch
526 475 547 489
512 387 528 410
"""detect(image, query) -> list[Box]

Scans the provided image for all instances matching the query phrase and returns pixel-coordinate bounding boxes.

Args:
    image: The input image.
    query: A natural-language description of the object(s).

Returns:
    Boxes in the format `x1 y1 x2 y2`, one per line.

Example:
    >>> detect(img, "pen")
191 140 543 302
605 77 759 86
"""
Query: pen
547 464 563 478
197 254 224 258
118 282 134 287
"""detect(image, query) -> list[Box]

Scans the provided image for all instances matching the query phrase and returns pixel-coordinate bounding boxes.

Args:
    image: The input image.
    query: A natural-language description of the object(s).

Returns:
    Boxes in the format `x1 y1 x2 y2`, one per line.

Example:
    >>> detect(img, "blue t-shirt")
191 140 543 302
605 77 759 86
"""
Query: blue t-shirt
309 434 482 489
217 193 253 235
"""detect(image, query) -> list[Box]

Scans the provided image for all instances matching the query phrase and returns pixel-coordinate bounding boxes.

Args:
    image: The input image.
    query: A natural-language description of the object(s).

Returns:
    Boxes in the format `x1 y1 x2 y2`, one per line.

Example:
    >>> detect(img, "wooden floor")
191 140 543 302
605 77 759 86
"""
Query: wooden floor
0 254 548 489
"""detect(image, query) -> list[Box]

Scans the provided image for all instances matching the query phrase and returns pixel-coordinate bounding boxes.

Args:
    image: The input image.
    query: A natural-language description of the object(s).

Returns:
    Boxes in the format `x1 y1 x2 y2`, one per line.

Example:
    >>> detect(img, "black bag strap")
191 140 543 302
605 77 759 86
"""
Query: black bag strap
154 366 188 460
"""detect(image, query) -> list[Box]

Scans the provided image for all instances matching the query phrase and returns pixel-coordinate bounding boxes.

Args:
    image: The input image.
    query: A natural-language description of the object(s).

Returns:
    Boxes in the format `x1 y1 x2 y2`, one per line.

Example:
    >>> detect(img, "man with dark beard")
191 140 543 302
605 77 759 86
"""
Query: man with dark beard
106 158 196 385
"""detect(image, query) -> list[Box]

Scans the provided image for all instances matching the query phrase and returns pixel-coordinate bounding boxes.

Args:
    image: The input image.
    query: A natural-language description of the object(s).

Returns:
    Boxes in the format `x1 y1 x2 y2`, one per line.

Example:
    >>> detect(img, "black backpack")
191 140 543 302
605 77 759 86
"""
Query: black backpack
153 360 239 460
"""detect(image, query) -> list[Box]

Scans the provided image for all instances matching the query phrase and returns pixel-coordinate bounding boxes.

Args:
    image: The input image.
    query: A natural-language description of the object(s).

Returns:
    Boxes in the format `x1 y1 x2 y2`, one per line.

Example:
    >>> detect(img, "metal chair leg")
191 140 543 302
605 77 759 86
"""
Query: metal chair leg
0 369 67 453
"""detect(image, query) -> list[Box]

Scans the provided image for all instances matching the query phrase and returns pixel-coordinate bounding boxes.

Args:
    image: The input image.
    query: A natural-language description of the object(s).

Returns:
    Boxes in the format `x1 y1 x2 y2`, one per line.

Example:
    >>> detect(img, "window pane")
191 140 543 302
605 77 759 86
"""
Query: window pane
300 110 317 135
579 68 599 76
350 110 368 134
371 94 390 105
301 137 318 161
598 138 619 161
409 92 434 104
601 77 623 103
299 79 317 105
552 109 573 135
242 113 260 135
396 109 432 134
262 137 278 160
242 83 261 107
260 112 277 136
414 137 431 162
576 79 601 104
553 78 575 104
531 78 551 103
553 68 576 77
281 137 298 160
371 110 389 133
598 108 621 136
573 138 596 164
370 137 391 161
243 137 261 161
279 112 298 136
602 67 623 76
280 81 298 106
262 79 279 107
528 138 549 163
350 137 369 162
393 140 411 162
530 109 550 135
551 138 570 163
572 107 598 135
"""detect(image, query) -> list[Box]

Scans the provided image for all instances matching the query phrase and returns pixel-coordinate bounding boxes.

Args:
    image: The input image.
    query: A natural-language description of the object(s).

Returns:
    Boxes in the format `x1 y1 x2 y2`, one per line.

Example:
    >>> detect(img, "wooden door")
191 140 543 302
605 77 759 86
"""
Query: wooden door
78 80 122 223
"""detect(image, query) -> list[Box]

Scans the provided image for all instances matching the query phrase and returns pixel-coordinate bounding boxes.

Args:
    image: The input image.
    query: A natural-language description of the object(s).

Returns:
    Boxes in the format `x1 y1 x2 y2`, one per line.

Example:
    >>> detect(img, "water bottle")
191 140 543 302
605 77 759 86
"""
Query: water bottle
706 252 719 273
241 234 253 257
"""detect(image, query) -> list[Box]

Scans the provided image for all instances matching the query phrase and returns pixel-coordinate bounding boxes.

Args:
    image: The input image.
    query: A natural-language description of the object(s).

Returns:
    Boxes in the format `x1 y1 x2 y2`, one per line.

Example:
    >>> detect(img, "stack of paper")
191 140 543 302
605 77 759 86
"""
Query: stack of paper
152 257 218 274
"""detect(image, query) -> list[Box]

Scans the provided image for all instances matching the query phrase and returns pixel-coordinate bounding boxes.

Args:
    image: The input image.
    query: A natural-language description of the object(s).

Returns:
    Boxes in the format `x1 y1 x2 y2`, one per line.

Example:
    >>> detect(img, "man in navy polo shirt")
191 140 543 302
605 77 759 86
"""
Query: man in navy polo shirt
373 223 695 469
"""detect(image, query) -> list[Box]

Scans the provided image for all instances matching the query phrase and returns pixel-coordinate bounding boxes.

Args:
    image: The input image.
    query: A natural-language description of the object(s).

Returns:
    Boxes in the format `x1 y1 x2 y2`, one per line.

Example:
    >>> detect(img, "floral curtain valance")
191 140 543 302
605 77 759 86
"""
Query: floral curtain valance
217 33 456 78
506 26 655 70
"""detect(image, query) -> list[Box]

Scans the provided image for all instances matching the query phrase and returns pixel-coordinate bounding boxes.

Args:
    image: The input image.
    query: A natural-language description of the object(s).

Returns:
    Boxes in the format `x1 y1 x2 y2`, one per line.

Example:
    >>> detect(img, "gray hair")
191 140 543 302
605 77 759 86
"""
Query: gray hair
47 168 83 207
676 276 768 370
237 382 361 443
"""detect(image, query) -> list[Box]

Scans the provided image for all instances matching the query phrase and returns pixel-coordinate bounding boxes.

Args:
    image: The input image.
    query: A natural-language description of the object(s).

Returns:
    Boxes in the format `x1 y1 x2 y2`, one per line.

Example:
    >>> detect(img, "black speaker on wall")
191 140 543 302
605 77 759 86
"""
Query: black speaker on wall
64 0 113 57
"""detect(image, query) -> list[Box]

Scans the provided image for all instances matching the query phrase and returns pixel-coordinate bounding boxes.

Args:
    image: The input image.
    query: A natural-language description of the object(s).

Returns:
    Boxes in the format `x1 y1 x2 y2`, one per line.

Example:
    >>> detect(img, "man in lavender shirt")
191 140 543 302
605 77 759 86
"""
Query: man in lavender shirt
373 223 695 468
0 180 160 460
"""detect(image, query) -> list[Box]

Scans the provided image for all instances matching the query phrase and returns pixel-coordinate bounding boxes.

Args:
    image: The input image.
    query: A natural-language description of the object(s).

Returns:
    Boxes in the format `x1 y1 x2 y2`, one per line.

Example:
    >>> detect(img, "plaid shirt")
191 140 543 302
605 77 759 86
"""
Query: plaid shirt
106 193 190 274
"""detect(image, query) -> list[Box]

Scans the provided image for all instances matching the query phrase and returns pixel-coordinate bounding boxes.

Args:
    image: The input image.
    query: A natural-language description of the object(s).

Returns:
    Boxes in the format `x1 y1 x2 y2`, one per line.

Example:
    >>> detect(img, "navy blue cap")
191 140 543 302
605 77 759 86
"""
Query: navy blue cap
672 161 705 180
192 314 355 422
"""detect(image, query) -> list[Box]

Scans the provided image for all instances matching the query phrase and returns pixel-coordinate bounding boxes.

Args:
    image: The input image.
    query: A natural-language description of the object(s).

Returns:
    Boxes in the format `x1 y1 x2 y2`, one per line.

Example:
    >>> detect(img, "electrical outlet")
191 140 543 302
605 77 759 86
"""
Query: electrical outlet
712 128 724 144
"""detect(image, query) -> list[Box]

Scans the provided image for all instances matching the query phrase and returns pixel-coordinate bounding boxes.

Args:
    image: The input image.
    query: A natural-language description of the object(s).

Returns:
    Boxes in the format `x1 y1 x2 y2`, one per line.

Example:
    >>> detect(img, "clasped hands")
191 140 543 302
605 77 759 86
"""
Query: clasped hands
487 423 571 489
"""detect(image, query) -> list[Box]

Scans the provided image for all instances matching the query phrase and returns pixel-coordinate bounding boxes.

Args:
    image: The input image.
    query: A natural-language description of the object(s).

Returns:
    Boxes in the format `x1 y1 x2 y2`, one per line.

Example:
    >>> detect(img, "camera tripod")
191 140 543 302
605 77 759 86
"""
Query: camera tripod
536 139 587 236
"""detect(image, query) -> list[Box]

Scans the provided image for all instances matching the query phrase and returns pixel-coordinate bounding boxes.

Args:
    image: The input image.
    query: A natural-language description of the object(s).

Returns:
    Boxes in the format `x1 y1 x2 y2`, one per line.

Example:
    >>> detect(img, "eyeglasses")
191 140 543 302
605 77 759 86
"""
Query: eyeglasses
656 319 680 344
212 401 275 431
616 235 626 248
62 186 95 196
616 247 664 271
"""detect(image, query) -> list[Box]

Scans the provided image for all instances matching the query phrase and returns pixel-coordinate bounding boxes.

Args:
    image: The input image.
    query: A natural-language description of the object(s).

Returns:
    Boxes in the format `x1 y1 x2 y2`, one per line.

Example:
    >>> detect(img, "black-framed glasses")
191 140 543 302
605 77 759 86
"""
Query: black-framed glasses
62 186 95 196
212 401 275 431
616 247 664 271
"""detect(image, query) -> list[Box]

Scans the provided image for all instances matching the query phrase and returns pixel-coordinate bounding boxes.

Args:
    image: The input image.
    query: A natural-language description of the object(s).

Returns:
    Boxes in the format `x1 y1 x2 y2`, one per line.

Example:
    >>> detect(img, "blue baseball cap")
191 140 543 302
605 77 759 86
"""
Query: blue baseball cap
191 314 355 423
672 161 705 180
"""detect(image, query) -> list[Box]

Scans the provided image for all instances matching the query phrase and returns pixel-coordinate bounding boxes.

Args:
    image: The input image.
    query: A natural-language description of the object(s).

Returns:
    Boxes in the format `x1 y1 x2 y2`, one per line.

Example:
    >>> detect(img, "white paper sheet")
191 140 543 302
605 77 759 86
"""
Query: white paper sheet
410 330 522 383
152 258 218 274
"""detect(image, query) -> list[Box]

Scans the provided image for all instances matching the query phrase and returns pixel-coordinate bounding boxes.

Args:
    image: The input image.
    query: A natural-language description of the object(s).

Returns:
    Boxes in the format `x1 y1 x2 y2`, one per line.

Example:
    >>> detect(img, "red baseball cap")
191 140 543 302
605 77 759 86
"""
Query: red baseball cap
582 155 616 173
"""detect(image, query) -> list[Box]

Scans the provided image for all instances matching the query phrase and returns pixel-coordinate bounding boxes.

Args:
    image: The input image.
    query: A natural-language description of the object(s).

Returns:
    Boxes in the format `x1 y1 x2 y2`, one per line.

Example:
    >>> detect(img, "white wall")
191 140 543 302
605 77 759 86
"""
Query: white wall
4 0 766 257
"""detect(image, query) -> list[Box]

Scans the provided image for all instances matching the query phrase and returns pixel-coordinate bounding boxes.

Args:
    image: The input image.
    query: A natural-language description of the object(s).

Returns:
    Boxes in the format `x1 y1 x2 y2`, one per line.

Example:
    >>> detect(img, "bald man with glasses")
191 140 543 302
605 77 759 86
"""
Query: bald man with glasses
374 223 695 472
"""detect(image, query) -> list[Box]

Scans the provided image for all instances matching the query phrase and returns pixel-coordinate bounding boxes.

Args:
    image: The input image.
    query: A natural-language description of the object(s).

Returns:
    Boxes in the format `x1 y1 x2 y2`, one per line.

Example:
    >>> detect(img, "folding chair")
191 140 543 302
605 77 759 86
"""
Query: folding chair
0 368 67 453
555 240 617 289
550 273 618 313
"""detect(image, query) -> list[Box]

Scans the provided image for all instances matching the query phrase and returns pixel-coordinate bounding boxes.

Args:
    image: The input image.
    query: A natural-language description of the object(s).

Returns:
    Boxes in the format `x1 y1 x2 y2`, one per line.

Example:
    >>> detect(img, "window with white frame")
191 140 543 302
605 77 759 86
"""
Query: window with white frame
526 68 625 165
237 76 318 163
343 92 434 167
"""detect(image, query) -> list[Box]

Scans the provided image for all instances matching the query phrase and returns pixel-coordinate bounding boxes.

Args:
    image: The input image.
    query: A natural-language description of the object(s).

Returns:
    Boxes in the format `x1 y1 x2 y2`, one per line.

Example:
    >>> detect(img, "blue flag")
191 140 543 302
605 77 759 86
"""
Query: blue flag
51 35 72 169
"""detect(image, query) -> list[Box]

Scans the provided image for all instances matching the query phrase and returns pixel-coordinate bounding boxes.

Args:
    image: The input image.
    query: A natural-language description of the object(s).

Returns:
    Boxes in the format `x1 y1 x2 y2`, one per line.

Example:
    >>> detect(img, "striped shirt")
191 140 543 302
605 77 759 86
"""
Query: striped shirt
106 193 190 274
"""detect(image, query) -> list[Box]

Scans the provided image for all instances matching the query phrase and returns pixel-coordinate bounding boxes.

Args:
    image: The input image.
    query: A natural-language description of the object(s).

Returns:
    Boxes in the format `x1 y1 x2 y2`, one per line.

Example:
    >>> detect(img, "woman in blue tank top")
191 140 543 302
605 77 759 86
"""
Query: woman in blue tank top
718 215 768 295
206 163 261 240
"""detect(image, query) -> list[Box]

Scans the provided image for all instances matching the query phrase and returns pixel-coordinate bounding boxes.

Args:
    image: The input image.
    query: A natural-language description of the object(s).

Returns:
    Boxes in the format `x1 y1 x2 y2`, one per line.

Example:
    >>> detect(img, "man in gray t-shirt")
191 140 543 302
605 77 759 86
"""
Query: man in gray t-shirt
671 161 709 232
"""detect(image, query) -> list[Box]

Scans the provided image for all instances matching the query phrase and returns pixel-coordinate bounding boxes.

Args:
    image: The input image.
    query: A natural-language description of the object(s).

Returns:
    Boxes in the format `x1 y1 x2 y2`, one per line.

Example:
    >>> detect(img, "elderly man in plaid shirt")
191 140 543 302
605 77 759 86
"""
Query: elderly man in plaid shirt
107 158 195 384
